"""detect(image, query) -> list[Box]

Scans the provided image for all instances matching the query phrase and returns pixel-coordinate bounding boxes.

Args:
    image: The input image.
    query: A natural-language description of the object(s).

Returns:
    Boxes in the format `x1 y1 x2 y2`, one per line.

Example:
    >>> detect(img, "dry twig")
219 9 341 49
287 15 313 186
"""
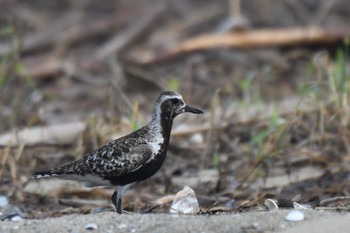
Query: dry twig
138 27 350 64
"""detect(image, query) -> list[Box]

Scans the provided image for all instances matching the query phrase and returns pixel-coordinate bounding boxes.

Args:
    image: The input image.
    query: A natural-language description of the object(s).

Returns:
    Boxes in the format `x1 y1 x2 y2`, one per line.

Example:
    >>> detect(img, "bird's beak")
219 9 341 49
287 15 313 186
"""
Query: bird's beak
183 105 204 114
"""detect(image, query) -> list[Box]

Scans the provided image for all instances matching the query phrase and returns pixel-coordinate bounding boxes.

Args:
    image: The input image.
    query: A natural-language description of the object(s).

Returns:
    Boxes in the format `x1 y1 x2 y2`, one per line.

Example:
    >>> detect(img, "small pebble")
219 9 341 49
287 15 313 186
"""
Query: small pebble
224 199 236 209
117 223 127 229
285 210 304 222
84 223 98 230
11 215 24 222
252 222 259 228
280 223 286 229
190 133 204 144
0 196 9 208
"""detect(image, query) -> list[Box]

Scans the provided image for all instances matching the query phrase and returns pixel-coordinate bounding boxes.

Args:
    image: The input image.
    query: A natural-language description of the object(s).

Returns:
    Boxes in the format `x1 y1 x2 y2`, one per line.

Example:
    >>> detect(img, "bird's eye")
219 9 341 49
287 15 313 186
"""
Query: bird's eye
171 98 180 104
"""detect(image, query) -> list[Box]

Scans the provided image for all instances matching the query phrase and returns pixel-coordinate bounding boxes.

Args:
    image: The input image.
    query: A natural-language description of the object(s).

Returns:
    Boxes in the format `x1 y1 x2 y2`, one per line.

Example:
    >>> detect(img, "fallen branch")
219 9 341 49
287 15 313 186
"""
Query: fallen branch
22 57 63 79
0 122 86 146
138 27 350 64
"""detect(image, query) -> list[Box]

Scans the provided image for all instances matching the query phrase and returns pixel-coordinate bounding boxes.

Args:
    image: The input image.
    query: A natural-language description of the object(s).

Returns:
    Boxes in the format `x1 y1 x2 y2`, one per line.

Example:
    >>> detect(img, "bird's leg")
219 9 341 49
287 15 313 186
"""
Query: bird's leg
111 189 122 214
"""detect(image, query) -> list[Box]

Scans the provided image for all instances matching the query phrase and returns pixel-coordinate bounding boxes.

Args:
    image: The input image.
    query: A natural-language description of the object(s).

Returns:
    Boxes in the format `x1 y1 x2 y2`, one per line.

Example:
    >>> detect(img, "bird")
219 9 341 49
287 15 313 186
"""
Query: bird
33 91 203 213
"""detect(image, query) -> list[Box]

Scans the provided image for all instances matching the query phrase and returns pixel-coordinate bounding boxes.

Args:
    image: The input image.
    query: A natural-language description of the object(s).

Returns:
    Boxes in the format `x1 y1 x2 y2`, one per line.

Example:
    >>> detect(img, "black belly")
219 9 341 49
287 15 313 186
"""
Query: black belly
105 152 166 186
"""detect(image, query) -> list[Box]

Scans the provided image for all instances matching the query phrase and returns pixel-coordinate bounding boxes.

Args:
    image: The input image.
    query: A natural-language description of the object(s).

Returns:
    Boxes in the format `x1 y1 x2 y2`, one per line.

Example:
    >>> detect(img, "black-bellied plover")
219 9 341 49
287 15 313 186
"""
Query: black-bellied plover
33 91 203 213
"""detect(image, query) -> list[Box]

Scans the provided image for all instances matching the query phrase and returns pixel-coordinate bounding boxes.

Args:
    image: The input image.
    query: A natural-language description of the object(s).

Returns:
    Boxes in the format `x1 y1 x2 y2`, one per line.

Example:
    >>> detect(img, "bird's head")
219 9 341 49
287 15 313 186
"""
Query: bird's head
154 91 203 120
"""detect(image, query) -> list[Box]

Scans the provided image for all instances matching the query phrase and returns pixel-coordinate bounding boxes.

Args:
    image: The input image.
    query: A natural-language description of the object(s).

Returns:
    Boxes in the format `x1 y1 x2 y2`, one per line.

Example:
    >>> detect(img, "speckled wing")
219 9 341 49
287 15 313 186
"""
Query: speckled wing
71 141 154 177
33 129 154 183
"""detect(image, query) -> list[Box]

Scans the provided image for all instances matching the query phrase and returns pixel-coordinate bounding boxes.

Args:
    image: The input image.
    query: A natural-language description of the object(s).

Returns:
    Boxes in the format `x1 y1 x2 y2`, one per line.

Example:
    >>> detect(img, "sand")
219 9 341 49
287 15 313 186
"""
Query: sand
1 209 349 233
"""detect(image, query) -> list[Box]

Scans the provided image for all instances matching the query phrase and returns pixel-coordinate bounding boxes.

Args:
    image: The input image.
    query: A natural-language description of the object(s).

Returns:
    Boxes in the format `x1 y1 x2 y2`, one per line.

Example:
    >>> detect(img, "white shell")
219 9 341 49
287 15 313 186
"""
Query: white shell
293 202 311 210
170 186 199 214
285 210 305 222
84 223 98 230
264 198 278 210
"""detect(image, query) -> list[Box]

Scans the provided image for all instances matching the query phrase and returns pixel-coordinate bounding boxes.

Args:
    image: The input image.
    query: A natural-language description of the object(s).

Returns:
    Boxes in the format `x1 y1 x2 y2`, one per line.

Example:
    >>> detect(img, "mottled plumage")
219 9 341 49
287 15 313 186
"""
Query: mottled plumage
33 91 203 213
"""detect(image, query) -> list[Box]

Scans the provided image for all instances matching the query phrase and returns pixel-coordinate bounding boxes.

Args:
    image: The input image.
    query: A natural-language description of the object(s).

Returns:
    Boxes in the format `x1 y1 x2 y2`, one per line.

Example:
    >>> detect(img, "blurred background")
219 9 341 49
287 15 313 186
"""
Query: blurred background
0 0 350 217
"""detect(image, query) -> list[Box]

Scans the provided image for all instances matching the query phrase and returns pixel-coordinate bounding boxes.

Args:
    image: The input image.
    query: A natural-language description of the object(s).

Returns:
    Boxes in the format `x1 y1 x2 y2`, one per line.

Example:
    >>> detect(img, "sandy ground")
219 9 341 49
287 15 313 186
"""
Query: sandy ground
1 210 349 233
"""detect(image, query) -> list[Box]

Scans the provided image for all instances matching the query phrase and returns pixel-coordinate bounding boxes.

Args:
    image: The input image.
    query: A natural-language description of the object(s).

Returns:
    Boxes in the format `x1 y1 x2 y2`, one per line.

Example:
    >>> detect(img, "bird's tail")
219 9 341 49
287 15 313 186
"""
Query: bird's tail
32 168 65 179
33 162 77 179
